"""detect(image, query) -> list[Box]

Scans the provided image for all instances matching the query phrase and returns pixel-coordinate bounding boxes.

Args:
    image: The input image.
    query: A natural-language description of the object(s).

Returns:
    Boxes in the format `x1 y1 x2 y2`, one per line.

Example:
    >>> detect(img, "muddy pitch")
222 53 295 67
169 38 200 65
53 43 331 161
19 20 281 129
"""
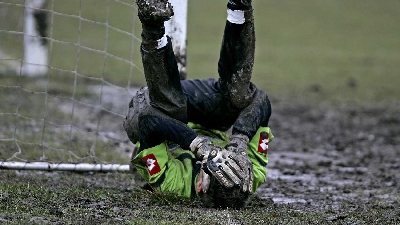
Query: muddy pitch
262 99 399 209
1 99 399 223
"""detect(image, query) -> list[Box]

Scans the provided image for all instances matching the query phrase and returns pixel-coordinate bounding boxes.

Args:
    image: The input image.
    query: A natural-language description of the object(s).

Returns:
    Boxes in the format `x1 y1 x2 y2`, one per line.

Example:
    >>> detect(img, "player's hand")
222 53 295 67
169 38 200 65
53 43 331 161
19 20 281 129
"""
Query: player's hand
225 134 254 193
226 134 249 156
205 147 254 193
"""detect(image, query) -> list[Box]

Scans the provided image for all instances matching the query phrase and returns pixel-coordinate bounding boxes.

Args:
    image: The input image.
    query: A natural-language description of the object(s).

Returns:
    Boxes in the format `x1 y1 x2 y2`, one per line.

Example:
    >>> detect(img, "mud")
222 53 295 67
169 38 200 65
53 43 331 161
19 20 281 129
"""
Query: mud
261 99 400 209
1 98 399 223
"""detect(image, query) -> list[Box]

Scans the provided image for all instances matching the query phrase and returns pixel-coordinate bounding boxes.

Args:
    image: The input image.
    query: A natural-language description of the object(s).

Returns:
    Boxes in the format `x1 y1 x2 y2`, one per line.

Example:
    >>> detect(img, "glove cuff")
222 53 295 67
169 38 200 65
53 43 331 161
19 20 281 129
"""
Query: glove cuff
230 133 249 143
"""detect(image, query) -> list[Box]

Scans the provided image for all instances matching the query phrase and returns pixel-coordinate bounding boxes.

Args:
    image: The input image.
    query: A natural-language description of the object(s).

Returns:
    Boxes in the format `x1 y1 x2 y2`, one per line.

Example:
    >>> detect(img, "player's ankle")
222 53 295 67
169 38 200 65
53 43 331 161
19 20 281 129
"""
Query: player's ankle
141 25 168 50
227 8 253 24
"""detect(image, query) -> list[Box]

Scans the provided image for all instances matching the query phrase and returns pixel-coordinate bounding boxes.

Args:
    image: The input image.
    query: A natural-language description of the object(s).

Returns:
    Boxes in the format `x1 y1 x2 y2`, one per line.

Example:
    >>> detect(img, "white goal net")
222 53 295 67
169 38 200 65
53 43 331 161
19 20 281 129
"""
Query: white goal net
0 0 187 171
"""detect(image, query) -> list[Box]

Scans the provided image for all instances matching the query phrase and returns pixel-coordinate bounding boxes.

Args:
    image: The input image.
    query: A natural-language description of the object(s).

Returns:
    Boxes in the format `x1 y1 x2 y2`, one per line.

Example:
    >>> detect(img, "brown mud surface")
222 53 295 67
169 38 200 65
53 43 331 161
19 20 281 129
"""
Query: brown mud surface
262 99 400 214
1 100 399 224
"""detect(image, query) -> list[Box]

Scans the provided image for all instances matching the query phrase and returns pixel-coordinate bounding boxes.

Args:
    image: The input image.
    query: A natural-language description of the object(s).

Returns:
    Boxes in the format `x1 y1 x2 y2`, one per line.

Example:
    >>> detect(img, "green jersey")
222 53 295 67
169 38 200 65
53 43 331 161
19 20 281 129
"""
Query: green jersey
132 123 274 198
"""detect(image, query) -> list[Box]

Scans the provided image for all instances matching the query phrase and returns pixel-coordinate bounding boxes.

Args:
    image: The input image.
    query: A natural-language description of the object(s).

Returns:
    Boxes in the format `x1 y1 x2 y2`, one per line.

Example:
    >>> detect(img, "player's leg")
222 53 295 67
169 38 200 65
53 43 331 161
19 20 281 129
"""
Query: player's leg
180 78 235 131
218 0 256 109
180 0 259 131
218 1 273 147
138 106 197 150
136 0 187 123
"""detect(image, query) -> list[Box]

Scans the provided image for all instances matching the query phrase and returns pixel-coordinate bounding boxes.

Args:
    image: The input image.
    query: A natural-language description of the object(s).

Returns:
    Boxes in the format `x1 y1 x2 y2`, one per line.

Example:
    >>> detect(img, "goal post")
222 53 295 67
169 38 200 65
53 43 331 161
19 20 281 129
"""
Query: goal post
0 161 129 172
165 0 188 80
0 0 188 172
22 0 49 76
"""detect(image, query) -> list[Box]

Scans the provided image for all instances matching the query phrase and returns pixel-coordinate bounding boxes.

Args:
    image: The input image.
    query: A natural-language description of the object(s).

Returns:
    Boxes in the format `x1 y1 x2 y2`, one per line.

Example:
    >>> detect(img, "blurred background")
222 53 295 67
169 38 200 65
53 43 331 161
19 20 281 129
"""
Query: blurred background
0 0 399 164
188 0 400 104
2 0 400 102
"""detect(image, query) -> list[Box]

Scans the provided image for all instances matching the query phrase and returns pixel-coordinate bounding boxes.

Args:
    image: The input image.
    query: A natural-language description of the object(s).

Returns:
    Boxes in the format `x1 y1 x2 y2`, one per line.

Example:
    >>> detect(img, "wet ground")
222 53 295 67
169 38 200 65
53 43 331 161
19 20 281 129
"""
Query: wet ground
1 96 399 223
262 99 400 209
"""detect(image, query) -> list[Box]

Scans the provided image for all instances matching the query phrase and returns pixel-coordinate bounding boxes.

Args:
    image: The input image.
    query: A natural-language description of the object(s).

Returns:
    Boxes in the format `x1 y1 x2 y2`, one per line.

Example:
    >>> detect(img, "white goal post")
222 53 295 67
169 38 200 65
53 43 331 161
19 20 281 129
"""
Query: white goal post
0 0 188 171
165 0 187 80
21 0 49 76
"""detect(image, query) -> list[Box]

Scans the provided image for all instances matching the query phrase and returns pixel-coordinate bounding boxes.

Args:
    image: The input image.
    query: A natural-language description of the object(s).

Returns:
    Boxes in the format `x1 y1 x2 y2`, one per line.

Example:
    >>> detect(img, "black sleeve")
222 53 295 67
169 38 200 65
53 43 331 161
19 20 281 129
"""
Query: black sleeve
232 88 272 138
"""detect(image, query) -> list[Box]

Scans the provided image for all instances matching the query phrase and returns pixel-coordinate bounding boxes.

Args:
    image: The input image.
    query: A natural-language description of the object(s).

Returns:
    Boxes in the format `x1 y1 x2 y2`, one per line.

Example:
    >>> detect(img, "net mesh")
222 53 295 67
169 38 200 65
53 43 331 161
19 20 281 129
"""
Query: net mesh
0 0 145 165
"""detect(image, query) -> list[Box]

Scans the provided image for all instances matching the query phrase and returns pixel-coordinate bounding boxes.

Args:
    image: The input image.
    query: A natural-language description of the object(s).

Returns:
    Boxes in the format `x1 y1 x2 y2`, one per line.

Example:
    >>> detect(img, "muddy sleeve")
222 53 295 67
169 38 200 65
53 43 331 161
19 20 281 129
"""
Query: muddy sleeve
247 126 274 192
133 143 198 198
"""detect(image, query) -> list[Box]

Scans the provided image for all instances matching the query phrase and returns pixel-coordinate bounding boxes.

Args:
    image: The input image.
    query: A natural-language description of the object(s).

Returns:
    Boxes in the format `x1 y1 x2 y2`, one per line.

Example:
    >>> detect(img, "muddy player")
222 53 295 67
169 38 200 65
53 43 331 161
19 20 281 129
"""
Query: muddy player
124 0 273 208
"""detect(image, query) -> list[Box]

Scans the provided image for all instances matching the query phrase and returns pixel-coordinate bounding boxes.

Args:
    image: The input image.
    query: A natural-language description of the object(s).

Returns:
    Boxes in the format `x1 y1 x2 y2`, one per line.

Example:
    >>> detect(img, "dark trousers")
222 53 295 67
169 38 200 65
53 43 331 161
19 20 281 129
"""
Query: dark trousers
139 14 271 150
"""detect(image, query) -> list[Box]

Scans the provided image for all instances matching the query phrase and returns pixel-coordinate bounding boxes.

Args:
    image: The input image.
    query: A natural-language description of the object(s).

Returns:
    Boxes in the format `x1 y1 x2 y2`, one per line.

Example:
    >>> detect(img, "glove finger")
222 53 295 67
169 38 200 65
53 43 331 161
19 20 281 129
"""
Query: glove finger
241 163 250 192
242 177 249 193
207 165 235 188
241 167 254 193
226 155 246 180
248 170 254 192
206 155 235 188
218 162 241 185
210 149 246 179
232 154 251 169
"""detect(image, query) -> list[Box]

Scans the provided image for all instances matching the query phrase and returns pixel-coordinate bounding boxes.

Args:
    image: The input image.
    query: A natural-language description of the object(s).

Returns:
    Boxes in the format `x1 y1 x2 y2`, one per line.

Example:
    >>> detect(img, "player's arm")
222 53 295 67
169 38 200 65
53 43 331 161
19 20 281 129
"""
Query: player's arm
132 142 197 198
247 126 273 191
226 89 273 192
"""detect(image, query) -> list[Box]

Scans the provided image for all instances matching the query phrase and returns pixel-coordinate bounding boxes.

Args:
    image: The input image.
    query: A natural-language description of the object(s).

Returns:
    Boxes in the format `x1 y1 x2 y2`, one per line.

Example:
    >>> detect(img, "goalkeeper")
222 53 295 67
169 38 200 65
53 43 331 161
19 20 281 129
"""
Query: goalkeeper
124 0 273 208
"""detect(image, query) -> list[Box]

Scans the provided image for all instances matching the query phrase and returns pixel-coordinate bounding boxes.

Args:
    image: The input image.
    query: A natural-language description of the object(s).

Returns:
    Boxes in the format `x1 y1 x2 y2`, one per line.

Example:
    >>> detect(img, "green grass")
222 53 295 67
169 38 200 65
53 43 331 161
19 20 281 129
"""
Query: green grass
1 2 400 222
0 171 399 224
1 0 400 103
0 0 144 87
187 0 400 104
0 74 127 163
1 0 400 163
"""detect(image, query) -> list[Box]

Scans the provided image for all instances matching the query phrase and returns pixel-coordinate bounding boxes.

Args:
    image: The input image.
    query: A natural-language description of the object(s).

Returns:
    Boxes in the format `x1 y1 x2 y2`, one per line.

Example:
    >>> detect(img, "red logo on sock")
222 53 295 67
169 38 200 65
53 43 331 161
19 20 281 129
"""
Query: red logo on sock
142 154 161 175
258 132 269 154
